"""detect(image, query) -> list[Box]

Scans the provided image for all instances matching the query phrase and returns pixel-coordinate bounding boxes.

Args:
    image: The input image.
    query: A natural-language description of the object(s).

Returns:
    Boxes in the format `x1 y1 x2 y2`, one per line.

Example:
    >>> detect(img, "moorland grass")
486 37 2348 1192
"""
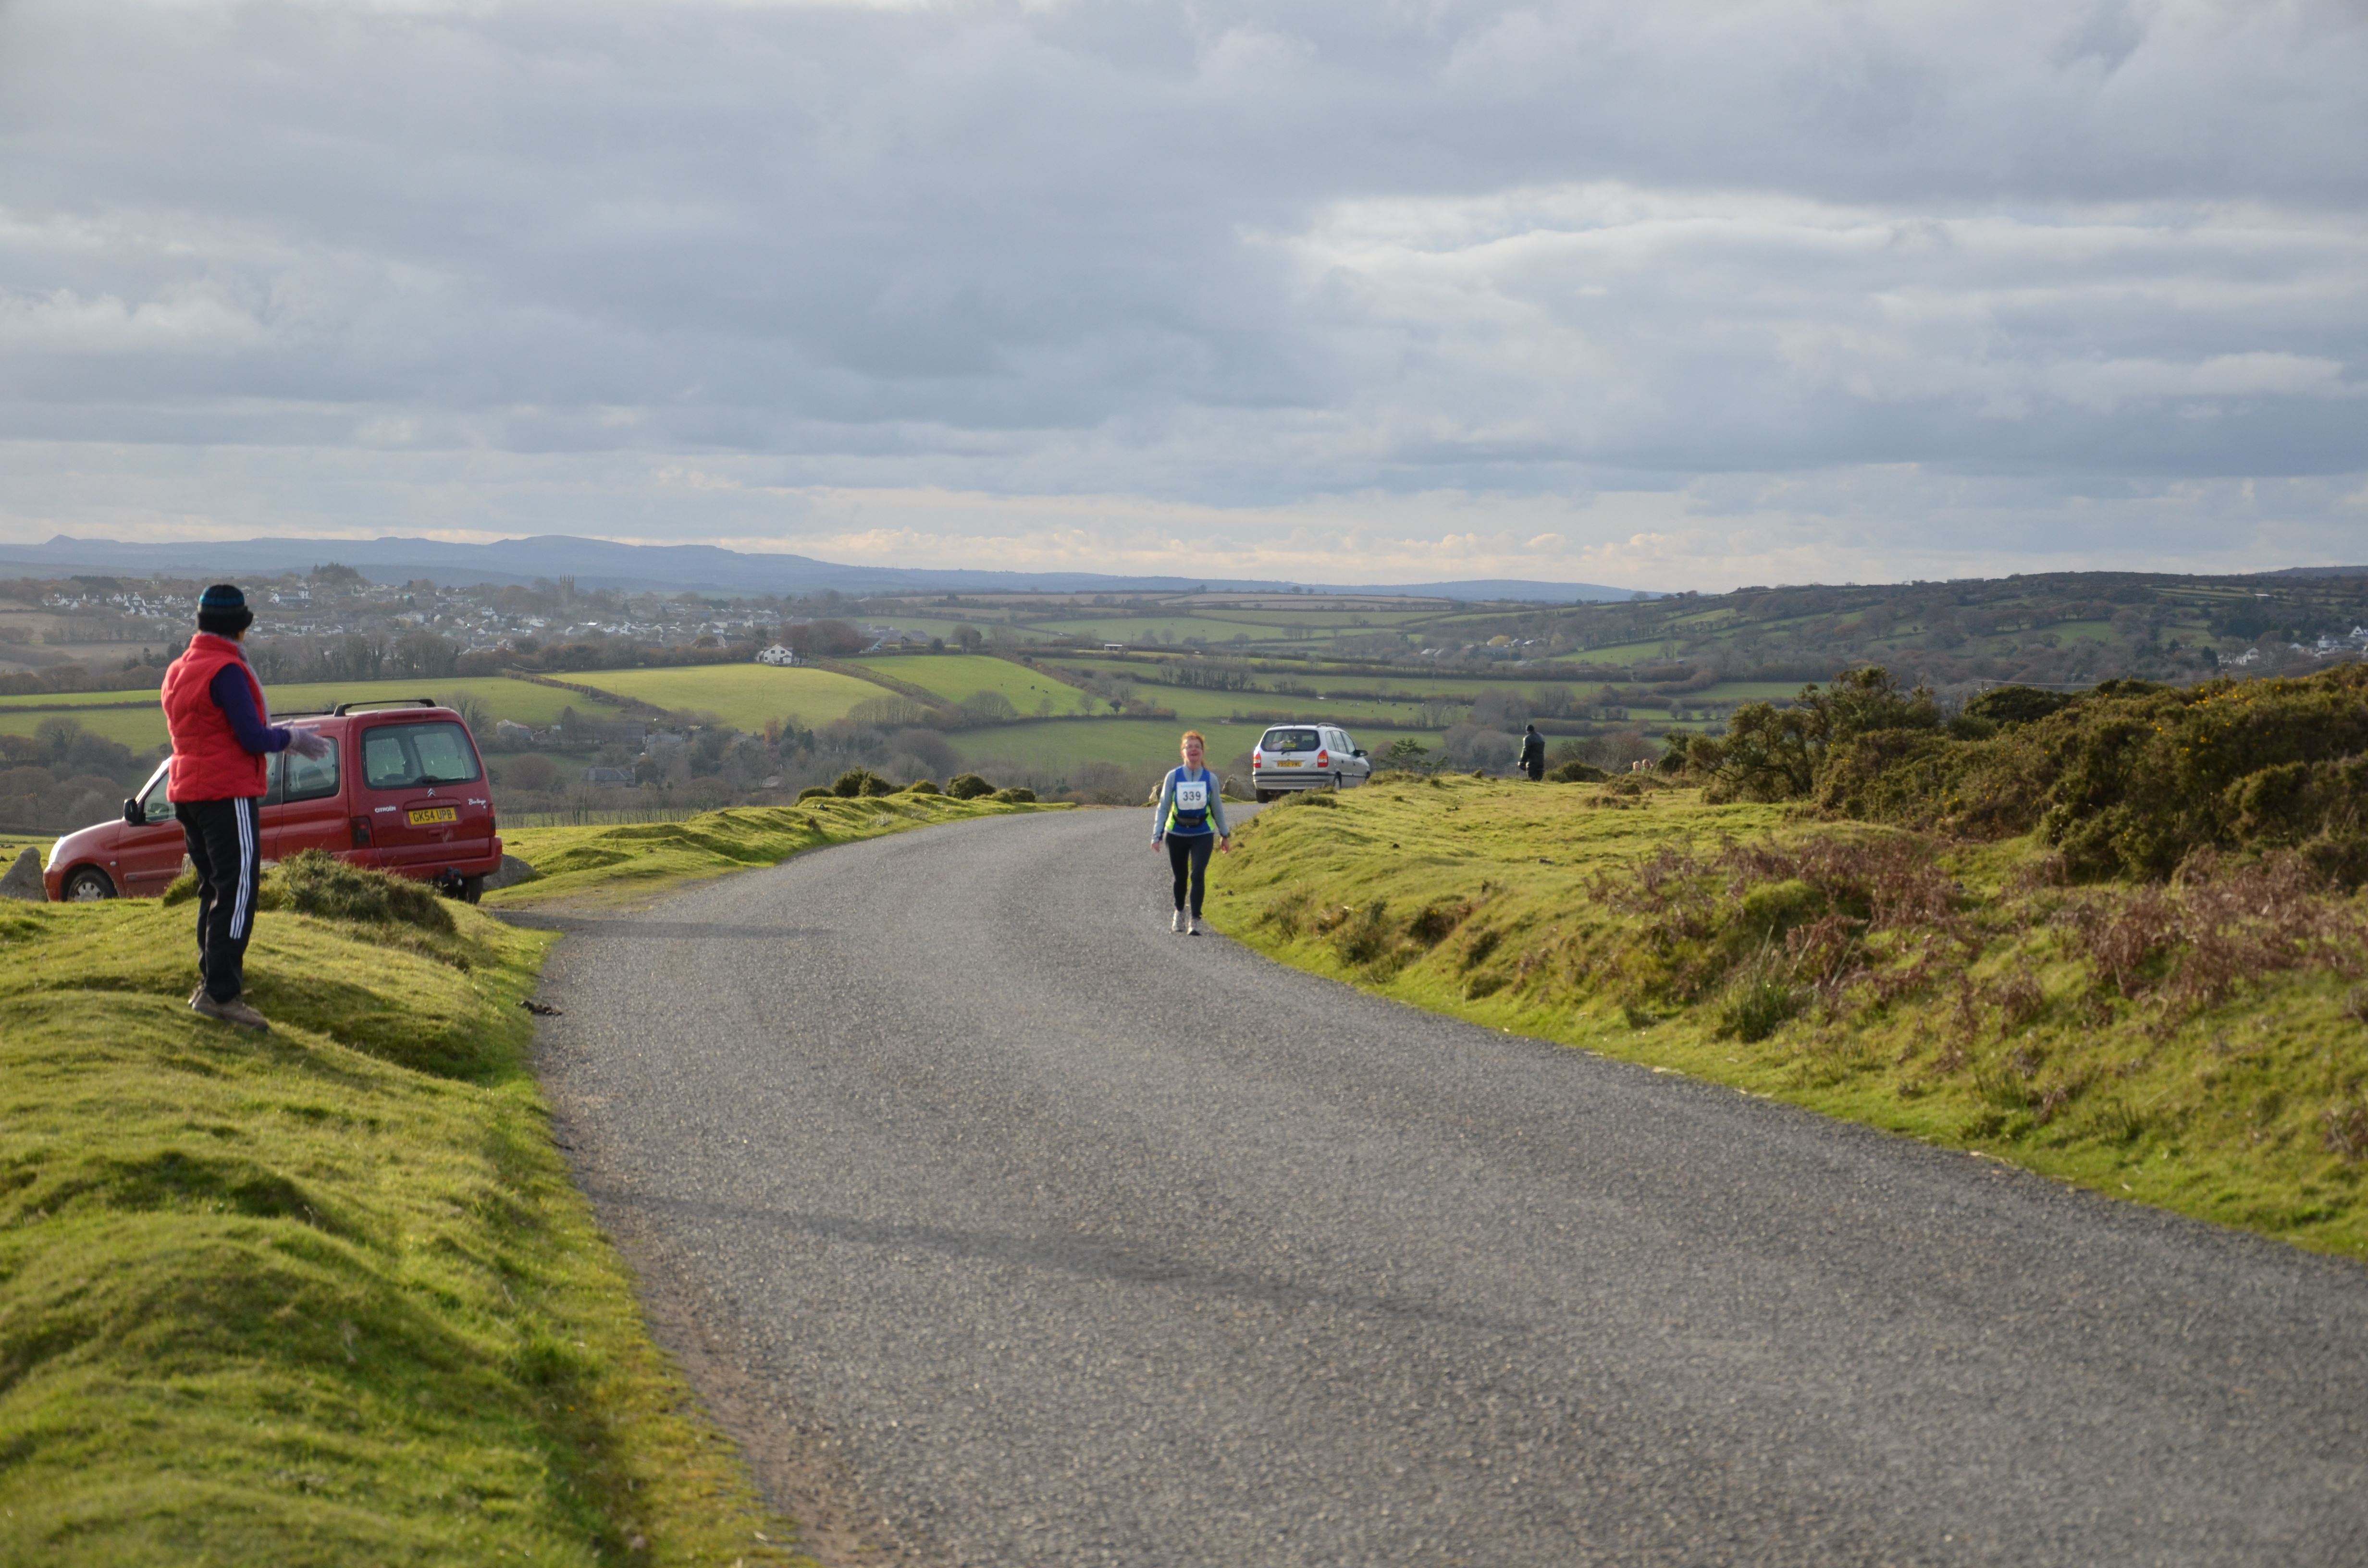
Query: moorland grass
1209 774 2368 1260
0 879 803 1567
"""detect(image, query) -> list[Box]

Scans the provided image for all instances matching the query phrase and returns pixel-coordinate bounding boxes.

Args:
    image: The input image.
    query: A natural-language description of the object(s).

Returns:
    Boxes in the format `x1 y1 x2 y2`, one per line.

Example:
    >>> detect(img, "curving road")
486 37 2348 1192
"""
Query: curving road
528 808 2368 1567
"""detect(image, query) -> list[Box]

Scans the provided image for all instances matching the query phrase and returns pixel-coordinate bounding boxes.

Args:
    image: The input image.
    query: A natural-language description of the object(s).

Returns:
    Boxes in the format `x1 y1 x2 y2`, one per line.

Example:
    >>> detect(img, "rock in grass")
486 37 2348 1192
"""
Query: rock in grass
0 846 43 901
481 854 540 893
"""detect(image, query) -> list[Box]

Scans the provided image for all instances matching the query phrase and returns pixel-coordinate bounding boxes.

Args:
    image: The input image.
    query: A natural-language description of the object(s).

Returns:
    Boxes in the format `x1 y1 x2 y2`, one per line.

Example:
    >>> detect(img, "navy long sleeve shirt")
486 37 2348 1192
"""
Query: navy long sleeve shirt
208 664 292 756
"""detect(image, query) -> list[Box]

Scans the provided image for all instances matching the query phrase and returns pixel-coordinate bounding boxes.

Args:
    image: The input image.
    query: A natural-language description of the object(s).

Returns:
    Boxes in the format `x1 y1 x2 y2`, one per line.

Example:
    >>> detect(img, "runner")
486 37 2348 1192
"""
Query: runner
161 584 332 1031
1151 730 1232 935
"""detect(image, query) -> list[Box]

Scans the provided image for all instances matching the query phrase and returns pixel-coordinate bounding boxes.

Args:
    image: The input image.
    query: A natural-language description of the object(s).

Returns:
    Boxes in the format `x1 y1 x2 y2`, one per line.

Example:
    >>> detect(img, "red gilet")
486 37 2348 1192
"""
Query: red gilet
162 634 269 800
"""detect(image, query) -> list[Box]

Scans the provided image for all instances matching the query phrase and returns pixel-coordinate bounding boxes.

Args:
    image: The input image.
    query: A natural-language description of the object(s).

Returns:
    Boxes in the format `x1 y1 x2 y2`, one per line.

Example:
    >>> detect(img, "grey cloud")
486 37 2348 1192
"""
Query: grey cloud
0 0 2363 567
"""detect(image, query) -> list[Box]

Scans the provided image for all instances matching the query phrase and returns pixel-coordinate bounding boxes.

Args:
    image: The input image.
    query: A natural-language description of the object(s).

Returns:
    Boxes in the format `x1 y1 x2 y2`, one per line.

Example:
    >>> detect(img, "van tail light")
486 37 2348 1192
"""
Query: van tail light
349 816 372 848
1317 749 1330 766
1251 753 1262 770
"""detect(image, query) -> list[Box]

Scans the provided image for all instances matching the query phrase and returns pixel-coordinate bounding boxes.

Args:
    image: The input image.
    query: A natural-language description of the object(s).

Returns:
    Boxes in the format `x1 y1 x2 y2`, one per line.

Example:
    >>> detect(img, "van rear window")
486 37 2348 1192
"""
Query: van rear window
361 722 482 789
1261 728 1320 753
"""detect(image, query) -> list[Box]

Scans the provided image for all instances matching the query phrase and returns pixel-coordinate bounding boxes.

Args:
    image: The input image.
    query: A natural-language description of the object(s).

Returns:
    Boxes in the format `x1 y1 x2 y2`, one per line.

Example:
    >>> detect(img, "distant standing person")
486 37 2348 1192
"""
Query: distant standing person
1151 730 1232 935
1519 723 1546 782
161 584 331 1031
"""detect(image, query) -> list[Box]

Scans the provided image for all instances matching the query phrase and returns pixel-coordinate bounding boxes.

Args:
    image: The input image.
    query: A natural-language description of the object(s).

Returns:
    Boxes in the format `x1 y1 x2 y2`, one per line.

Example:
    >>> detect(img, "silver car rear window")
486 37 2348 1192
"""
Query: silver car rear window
1261 728 1319 753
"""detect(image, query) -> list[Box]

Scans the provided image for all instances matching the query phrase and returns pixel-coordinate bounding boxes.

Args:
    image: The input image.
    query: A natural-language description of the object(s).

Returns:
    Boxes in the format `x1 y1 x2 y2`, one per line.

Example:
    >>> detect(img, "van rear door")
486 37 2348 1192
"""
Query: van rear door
355 719 494 871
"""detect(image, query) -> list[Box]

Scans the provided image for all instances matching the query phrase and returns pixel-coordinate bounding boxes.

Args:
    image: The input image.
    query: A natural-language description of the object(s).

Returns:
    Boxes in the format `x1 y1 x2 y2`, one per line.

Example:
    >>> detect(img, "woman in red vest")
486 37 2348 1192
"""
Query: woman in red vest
160 584 331 1031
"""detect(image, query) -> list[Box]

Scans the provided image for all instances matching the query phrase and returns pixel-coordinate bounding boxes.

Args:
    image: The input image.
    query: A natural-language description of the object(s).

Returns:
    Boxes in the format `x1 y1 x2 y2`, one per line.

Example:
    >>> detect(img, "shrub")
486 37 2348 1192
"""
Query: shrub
1719 960 1803 1042
1406 899 1471 947
1689 666 1940 803
796 785 831 802
1962 685 2076 729
992 787 1036 804
945 773 995 800
1329 901 1393 966
1827 663 2368 884
1549 760 1607 783
831 768 892 798
903 779 942 795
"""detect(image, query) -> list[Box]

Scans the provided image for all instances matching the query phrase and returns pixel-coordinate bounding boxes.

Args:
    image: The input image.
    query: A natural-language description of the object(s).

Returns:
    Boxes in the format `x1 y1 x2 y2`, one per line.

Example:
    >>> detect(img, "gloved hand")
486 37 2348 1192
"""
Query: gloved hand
287 727 332 760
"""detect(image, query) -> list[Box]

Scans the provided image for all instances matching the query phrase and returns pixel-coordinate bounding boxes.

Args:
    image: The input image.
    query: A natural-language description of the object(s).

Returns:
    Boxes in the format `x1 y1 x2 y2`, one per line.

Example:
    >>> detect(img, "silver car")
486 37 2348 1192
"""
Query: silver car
1250 723 1372 800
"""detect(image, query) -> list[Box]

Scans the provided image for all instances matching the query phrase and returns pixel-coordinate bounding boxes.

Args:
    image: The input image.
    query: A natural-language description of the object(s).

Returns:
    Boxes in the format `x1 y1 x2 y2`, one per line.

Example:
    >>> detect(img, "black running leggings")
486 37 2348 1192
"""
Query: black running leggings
1166 833 1215 916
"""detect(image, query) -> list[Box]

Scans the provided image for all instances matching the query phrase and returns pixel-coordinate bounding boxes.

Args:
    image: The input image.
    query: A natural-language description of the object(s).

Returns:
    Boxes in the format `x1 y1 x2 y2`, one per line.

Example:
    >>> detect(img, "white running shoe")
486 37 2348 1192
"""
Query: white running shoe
1172 908 1186 933
1187 917 1201 936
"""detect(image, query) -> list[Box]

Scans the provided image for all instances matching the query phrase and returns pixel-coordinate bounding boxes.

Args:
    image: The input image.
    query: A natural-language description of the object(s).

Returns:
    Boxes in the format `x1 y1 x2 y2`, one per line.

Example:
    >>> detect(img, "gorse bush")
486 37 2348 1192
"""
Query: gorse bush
1682 662 2368 887
830 767 894 798
945 773 995 800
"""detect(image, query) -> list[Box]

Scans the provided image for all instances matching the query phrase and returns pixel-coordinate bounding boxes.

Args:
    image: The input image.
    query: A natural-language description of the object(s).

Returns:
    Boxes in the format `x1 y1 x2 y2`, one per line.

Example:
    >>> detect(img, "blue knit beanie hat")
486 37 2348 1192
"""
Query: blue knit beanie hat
197 582 253 637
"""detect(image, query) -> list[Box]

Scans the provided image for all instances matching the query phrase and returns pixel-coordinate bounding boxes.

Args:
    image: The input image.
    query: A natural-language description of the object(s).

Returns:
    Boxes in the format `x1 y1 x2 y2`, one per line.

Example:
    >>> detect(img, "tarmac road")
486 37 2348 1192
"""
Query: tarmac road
529 806 2368 1567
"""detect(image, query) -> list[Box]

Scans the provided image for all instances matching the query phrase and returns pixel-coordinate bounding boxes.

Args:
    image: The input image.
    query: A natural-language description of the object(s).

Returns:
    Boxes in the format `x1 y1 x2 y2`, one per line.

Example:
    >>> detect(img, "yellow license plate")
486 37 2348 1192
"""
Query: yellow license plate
407 806 458 826
1279 760 1303 767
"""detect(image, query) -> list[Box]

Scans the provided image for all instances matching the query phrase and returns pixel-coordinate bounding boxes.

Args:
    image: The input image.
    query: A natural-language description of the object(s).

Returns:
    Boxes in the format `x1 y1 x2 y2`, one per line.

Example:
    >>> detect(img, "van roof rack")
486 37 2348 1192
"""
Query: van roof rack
331 698 440 715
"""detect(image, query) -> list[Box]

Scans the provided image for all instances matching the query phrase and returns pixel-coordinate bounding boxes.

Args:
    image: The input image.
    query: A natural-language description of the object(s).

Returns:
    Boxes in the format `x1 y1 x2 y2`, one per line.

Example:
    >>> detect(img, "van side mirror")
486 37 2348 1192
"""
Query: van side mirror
123 798 142 825
1353 749 1368 759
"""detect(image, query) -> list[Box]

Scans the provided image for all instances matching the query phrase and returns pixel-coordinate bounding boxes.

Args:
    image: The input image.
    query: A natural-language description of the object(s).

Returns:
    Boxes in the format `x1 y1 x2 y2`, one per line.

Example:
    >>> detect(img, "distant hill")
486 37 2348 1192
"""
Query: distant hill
0 534 1650 603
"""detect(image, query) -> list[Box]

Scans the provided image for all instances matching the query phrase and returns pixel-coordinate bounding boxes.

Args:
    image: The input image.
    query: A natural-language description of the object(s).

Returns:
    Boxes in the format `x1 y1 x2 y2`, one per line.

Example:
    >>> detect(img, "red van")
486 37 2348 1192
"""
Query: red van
42 699 504 903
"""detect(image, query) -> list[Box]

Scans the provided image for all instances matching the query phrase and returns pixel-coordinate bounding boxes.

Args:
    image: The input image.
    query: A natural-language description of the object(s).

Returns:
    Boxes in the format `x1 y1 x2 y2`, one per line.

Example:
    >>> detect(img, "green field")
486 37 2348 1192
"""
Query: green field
564 664 893 728
0 676 629 753
0 688 168 709
0 704 170 749
1210 777 2368 1262
1021 615 1302 644
851 653 1076 712
266 676 626 726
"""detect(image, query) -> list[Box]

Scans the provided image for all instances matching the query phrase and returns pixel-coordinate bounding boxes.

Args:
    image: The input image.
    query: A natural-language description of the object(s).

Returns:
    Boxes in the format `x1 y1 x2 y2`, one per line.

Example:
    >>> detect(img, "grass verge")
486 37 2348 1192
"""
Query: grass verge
491 793 1064 909
1209 774 2368 1261
4 799 1062 1562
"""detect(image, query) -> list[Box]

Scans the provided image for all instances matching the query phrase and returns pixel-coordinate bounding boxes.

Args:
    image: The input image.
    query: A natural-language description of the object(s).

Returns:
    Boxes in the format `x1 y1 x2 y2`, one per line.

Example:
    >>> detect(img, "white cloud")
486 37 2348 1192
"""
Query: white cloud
0 0 2362 583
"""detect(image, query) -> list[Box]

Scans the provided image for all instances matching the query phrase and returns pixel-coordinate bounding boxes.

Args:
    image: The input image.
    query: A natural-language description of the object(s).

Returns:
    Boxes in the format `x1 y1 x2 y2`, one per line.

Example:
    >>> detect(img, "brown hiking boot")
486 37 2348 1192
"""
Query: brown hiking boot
191 992 271 1032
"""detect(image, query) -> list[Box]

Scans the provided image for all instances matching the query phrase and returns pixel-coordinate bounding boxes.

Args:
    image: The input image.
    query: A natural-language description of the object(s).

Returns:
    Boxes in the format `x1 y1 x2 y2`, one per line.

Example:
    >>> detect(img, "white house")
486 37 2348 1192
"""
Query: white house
755 644 802 666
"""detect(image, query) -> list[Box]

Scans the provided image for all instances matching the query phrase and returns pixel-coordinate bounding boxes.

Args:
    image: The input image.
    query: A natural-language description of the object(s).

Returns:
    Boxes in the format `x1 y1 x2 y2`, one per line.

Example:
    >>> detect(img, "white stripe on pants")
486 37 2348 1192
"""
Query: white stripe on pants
229 796 257 940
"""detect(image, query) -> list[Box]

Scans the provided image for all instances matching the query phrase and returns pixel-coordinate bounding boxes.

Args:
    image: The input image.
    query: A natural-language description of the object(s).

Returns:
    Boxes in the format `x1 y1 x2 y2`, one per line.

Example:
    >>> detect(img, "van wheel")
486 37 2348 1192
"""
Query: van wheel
62 867 116 901
1254 789 1274 803
1333 773 1344 790
454 874 485 904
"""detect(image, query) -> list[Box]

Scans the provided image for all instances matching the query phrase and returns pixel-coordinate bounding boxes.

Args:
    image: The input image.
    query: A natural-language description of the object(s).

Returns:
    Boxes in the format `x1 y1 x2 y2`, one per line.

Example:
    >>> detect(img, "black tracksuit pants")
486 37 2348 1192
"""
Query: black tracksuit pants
180 796 262 1004
1166 833 1215 917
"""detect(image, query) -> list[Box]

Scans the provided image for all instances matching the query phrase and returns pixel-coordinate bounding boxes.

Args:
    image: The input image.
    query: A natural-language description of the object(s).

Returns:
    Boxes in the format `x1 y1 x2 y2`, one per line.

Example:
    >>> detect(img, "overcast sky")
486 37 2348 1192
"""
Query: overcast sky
1 0 2362 590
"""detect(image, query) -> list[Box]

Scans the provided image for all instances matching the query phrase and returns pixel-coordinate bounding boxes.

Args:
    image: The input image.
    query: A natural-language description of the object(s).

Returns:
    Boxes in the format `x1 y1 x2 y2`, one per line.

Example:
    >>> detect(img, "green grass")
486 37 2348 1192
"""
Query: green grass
492 794 1065 908
267 677 626 727
0 879 806 1567
1210 775 2368 1261
848 654 1073 712
555 665 896 729
3 797 1078 1561
0 688 171 709
0 705 170 750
